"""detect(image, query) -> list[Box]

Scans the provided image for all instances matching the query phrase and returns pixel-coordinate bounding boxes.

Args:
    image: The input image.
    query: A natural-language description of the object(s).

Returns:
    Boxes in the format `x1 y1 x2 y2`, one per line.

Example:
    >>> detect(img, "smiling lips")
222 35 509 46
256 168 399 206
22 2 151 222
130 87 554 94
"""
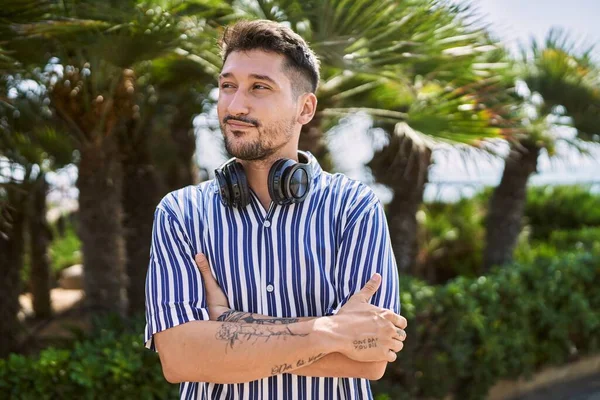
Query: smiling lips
226 119 257 130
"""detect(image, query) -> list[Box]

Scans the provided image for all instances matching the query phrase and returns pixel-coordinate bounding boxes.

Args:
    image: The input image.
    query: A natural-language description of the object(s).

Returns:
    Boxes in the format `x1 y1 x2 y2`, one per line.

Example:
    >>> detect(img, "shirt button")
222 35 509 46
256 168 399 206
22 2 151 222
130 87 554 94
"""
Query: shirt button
263 220 271 228
266 284 274 293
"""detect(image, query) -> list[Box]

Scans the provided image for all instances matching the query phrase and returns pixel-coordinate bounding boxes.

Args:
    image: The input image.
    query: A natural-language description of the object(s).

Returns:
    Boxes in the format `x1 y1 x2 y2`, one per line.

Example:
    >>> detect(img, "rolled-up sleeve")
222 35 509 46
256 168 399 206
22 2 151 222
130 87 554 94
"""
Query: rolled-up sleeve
330 198 400 315
144 204 209 351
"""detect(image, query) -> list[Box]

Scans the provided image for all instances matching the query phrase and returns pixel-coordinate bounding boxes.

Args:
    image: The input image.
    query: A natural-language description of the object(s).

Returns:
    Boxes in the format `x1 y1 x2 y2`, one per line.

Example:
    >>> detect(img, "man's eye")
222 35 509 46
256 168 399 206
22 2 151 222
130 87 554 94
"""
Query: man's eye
253 84 269 90
221 83 235 89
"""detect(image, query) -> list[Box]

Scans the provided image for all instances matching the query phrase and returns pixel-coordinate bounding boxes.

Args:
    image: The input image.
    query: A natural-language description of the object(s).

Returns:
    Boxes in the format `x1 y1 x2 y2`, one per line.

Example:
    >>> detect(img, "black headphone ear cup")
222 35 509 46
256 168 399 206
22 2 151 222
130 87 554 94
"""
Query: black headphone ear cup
232 162 249 207
284 164 311 203
225 162 249 208
215 167 232 206
268 159 292 205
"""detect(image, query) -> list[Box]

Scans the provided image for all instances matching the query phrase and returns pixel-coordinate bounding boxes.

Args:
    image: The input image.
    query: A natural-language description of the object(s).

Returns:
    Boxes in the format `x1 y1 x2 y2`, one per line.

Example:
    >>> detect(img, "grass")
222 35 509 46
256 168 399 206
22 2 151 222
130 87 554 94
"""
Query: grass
21 218 82 288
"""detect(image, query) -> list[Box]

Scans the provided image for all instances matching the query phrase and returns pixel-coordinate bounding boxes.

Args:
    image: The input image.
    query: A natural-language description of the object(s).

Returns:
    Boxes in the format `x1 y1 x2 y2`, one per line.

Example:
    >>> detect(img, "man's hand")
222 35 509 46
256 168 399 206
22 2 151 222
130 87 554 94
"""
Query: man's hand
337 274 407 339
328 273 408 362
194 253 231 320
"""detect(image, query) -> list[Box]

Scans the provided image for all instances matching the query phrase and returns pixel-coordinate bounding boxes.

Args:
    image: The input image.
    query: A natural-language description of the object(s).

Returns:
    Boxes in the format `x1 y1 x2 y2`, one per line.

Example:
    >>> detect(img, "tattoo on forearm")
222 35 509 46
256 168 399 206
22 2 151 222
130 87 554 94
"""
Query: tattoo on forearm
216 323 308 351
271 353 326 376
271 362 294 375
217 310 299 325
353 338 378 351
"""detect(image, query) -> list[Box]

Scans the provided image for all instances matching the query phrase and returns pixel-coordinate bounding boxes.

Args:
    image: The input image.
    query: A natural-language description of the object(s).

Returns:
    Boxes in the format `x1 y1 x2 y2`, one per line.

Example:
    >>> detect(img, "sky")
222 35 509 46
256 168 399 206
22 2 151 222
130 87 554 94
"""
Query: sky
473 0 600 57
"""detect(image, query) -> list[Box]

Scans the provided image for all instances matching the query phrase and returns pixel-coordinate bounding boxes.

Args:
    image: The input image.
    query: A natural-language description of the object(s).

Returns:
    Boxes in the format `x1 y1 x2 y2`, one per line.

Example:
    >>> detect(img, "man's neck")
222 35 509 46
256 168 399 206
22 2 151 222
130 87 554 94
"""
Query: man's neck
238 150 299 212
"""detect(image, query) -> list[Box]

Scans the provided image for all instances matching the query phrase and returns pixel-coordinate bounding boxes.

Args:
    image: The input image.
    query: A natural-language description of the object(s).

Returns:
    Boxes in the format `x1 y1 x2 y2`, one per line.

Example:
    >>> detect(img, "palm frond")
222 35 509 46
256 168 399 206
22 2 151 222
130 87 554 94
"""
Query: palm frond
522 28 600 143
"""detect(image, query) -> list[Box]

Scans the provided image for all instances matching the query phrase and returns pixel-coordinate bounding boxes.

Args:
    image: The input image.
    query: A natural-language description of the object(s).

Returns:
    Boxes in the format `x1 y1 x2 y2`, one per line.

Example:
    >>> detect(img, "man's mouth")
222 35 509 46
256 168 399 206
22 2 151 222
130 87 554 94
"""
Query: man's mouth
226 120 255 129
224 116 259 129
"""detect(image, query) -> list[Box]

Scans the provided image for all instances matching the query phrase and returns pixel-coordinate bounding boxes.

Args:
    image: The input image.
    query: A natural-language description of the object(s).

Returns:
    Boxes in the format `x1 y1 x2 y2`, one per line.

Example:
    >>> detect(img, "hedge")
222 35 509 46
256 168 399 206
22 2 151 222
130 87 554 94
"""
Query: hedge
374 249 600 399
524 186 600 240
2 250 599 400
0 325 177 400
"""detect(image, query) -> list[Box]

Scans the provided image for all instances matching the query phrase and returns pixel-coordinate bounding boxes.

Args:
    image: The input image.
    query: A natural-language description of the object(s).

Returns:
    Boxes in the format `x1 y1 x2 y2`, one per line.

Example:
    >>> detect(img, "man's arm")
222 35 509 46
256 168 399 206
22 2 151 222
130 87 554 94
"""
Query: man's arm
215 310 387 380
155 316 330 384
155 275 403 384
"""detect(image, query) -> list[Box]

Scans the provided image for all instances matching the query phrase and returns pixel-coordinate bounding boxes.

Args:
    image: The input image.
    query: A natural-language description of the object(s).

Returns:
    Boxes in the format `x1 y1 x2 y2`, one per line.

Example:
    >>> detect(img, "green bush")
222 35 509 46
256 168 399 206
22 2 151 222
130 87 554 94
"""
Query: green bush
374 249 600 400
49 221 82 276
416 185 600 283
525 185 600 240
4 250 599 400
514 227 600 264
21 217 82 288
548 227 600 252
417 198 486 282
0 318 177 400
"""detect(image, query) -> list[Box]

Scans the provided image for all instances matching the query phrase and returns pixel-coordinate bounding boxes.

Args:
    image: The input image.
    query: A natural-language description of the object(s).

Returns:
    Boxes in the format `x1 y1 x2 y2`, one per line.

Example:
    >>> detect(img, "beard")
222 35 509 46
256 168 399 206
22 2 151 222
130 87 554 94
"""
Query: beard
222 117 296 161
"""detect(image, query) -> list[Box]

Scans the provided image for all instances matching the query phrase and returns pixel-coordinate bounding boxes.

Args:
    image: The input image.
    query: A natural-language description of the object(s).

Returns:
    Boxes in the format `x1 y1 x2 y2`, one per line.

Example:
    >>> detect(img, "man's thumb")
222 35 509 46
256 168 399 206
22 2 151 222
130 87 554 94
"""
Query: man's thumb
195 253 218 290
355 273 382 302
195 253 229 308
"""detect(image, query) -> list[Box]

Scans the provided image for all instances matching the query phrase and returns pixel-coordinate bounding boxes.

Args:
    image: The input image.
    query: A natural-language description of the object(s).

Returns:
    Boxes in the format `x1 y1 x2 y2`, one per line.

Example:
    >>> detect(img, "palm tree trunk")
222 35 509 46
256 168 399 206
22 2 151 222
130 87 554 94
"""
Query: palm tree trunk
165 111 198 192
484 141 540 270
368 125 432 276
77 135 127 316
0 192 26 357
29 174 53 319
120 124 163 316
386 166 431 275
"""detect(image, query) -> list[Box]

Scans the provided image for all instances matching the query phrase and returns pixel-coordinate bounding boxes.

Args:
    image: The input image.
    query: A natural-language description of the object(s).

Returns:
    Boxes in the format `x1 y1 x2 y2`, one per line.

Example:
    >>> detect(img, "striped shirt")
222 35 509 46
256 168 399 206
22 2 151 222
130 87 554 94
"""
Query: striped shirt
144 152 400 399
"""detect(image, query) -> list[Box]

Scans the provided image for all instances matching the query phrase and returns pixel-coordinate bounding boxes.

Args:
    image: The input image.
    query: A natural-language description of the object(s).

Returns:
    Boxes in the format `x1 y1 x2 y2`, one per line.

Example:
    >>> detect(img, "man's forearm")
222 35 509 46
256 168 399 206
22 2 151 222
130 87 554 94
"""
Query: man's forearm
217 310 386 380
155 317 334 384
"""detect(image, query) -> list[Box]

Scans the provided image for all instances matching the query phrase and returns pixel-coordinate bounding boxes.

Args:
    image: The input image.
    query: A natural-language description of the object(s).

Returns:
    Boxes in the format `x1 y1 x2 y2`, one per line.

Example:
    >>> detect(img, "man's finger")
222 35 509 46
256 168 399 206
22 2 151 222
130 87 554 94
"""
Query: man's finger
195 253 220 291
383 312 408 330
194 253 230 312
395 328 407 341
351 273 381 303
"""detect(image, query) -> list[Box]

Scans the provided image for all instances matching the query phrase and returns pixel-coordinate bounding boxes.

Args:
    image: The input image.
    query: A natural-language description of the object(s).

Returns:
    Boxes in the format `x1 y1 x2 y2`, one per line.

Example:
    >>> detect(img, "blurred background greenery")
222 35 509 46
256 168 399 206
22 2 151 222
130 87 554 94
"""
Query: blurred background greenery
0 0 599 399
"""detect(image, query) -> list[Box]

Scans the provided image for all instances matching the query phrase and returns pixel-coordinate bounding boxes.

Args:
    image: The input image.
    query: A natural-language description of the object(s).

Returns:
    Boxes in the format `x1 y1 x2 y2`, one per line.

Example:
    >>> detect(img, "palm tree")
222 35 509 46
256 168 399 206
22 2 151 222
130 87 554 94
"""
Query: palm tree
229 1 511 277
29 174 53 318
1 0 222 316
484 29 600 270
0 142 28 356
0 87 72 356
318 1 512 275
121 44 222 314
0 177 27 357
1 4 73 351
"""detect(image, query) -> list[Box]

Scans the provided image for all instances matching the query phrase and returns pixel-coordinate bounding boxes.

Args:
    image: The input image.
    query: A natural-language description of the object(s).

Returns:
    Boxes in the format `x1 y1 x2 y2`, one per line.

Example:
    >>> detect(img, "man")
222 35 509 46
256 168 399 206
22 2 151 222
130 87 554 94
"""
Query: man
144 19 407 399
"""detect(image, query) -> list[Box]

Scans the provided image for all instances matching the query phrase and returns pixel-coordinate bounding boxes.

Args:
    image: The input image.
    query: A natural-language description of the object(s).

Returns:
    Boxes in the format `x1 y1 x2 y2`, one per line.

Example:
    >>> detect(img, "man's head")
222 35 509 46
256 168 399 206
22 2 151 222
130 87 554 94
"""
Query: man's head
219 20 320 97
217 20 320 161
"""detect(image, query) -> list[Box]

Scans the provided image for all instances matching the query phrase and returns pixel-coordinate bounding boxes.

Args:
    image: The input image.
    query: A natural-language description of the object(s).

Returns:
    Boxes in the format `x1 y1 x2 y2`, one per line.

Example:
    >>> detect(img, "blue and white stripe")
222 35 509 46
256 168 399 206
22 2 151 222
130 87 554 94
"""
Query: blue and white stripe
145 153 400 399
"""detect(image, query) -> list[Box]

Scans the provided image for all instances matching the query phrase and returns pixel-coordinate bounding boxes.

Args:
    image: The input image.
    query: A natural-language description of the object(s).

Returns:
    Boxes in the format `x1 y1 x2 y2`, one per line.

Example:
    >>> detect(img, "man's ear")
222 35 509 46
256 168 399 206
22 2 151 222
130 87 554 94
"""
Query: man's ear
297 92 317 125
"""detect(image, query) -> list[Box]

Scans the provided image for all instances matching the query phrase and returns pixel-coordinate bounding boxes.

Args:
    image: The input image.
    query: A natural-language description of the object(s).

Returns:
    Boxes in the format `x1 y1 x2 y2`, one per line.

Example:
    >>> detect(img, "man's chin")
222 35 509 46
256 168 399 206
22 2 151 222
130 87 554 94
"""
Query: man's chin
231 153 268 161
225 146 268 161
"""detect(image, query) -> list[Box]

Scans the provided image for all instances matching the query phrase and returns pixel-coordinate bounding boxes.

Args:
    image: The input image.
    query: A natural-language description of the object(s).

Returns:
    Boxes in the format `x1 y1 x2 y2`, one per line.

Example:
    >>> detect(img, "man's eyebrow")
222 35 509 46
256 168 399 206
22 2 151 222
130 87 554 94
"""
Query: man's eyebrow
249 74 277 85
219 72 278 86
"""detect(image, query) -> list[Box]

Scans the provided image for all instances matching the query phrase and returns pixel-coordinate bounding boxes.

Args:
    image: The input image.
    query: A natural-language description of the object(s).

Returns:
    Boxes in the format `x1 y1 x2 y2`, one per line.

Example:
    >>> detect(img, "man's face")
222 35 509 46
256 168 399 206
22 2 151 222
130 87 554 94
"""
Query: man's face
217 50 300 161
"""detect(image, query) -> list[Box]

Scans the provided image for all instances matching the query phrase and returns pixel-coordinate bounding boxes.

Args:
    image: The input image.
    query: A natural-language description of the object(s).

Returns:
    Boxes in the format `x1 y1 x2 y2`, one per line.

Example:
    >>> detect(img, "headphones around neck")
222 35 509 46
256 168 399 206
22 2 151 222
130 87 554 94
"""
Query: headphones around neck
215 151 313 208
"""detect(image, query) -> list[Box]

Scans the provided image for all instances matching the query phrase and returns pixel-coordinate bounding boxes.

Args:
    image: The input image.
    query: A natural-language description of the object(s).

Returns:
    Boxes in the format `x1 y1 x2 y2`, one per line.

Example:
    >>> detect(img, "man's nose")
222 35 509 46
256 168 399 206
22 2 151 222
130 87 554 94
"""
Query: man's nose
227 90 250 115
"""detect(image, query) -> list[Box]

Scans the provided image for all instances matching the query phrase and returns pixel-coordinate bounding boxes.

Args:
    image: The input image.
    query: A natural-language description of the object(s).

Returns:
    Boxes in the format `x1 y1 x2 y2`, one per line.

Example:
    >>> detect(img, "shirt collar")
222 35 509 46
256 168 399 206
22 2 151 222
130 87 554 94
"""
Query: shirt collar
300 150 323 182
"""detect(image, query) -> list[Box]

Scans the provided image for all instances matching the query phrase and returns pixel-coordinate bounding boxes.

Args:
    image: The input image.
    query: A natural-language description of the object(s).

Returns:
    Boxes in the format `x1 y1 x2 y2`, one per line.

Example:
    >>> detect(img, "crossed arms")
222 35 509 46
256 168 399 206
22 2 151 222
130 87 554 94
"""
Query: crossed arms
154 254 407 384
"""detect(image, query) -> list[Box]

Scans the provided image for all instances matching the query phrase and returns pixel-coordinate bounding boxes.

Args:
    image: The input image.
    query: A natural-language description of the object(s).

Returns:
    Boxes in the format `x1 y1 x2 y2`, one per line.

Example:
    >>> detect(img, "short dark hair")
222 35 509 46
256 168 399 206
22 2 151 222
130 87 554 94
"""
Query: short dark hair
218 20 320 96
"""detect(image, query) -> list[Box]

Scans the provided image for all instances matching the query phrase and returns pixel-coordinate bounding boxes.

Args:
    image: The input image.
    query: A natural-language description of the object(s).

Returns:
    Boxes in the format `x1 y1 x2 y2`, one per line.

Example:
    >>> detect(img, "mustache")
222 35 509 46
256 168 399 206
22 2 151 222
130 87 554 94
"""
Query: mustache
223 115 260 127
